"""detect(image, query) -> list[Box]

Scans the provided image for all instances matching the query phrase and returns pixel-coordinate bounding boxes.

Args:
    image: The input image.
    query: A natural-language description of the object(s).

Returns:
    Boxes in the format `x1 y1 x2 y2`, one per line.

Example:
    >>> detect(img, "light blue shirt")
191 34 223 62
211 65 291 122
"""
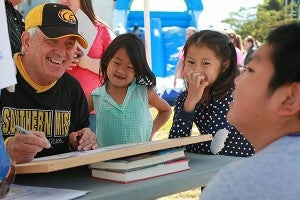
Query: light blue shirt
200 135 300 200
92 81 153 147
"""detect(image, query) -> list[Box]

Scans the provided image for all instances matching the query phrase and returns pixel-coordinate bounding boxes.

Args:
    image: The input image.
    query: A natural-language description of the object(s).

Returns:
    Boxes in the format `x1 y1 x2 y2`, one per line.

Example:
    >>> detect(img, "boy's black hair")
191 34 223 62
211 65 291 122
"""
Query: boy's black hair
100 33 156 87
266 22 300 92
183 30 239 103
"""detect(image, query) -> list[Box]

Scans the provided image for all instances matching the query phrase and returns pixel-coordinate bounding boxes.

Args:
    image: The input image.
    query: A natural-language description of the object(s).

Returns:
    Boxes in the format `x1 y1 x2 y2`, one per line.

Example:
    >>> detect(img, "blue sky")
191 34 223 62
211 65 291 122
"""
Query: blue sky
198 0 264 30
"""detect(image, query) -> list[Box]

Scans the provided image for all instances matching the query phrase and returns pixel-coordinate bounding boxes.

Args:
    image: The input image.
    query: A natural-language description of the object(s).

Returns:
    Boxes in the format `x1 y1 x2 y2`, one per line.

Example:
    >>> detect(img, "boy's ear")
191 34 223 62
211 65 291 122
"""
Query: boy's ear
277 83 300 116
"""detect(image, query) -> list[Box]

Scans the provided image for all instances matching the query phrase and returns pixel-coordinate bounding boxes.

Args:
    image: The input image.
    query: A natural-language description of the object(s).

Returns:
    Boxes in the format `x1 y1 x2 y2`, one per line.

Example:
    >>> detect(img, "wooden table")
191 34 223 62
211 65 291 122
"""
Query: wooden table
14 153 241 200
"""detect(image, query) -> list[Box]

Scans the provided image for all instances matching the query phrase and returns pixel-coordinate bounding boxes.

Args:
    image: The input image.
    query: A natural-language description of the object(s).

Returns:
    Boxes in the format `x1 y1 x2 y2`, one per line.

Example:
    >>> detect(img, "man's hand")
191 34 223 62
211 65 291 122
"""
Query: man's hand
69 128 98 151
6 131 51 164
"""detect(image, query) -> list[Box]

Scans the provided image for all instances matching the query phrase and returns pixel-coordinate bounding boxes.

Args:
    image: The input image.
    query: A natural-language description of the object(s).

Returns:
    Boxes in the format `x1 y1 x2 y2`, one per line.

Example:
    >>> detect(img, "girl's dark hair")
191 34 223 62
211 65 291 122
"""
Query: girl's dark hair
79 0 99 24
183 30 239 102
266 22 300 92
100 33 156 87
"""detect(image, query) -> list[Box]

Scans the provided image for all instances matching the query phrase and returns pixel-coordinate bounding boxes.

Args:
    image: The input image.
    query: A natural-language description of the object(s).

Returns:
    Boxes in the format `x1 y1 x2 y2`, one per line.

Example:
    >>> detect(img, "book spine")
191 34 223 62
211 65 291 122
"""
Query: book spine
91 168 191 184
91 159 190 183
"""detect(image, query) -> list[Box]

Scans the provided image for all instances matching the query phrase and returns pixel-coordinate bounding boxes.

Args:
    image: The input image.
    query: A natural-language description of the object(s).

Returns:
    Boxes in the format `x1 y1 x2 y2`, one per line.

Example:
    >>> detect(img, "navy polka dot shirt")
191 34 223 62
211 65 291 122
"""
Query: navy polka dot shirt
169 87 254 157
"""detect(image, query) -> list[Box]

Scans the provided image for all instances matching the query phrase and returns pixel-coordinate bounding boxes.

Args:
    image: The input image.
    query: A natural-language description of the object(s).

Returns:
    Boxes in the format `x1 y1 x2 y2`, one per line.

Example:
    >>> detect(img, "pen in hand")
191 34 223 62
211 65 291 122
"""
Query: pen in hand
15 125 52 149
15 125 33 135
77 135 81 144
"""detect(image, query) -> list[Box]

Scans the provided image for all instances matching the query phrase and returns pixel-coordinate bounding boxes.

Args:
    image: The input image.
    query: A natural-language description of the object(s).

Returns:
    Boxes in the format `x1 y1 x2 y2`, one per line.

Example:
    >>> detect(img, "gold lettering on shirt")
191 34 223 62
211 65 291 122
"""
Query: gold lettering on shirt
1 107 70 137
54 111 70 137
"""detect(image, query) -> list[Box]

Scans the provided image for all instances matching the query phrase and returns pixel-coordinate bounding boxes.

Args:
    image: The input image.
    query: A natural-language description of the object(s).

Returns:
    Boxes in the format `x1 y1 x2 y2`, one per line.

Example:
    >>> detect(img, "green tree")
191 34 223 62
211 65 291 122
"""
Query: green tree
223 0 298 43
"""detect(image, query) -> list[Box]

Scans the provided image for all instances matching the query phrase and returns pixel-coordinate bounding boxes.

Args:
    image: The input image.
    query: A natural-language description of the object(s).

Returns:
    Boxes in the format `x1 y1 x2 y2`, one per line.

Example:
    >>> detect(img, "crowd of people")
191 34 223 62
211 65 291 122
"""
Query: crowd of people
225 31 260 68
1 1 299 200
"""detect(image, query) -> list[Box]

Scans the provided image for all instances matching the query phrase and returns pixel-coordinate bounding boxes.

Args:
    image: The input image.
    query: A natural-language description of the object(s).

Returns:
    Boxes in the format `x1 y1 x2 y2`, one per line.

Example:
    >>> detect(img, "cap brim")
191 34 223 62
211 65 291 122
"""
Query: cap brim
39 26 88 49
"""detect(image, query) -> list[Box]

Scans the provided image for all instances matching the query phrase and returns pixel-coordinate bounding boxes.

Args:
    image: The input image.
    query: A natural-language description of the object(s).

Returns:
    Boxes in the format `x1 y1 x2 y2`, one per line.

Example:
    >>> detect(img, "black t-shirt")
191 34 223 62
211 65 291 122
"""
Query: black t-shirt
0 66 90 157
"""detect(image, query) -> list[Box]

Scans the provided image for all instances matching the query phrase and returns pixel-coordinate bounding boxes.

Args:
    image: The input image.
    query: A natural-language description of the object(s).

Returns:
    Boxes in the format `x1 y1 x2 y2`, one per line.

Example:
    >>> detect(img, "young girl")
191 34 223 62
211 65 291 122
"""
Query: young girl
91 33 172 147
169 30 254 157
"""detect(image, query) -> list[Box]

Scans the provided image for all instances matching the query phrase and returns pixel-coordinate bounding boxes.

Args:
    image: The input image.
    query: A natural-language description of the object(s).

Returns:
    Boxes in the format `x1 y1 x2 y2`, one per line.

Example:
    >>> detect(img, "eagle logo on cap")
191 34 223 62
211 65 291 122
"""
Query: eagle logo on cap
58 9 76 24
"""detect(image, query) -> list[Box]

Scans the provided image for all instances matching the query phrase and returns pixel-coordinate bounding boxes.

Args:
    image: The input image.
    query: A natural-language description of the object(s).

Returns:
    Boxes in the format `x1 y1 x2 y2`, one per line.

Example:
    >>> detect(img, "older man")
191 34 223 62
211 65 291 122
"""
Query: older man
0 3 97 164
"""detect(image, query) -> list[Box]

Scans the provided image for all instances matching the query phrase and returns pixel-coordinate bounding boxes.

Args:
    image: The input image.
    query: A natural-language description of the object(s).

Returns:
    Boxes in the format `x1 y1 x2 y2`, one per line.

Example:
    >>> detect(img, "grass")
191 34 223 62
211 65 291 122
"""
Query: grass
158 188 201 200
150 107 201 200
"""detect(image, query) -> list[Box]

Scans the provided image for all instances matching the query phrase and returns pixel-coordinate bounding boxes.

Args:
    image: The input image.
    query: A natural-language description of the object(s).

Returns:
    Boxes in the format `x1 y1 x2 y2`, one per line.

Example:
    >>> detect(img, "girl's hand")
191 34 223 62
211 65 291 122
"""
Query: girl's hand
68 49 84 69
69 48 101 74
184 70 209 112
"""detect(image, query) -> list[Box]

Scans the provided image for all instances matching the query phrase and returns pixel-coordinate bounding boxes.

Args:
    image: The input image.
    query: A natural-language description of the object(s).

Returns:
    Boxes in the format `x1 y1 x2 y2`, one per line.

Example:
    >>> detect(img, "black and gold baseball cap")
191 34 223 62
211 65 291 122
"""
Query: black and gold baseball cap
25 3 88 49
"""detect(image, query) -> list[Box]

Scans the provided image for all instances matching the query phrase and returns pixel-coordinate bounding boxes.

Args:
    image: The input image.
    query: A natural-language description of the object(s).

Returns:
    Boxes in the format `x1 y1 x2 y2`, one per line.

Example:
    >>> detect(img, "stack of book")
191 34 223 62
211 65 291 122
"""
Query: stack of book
89 148 189 183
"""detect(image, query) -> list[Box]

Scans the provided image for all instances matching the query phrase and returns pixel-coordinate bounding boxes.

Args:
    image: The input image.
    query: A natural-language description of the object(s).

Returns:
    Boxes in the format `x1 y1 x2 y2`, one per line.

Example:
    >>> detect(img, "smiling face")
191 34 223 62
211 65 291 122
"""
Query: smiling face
183 45 225 89
106 47 136 89
22 29 76 85
227 43 276 147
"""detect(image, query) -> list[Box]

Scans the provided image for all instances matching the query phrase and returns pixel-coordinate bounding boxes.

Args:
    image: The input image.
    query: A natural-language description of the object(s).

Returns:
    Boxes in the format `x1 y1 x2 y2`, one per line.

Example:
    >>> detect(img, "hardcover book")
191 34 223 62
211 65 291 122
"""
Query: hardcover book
89 148 185 171
91 158 190 183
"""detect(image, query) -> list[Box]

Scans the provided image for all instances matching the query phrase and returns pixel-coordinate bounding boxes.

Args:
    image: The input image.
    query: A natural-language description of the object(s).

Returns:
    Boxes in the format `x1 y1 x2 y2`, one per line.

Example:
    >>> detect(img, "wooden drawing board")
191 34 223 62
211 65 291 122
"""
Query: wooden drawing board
15 135 212 174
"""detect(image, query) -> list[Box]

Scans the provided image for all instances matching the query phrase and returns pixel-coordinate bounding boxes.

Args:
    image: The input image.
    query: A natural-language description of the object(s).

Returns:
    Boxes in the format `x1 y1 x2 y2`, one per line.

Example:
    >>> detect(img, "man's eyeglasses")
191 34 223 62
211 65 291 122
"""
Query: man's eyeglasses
0 164 15 198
